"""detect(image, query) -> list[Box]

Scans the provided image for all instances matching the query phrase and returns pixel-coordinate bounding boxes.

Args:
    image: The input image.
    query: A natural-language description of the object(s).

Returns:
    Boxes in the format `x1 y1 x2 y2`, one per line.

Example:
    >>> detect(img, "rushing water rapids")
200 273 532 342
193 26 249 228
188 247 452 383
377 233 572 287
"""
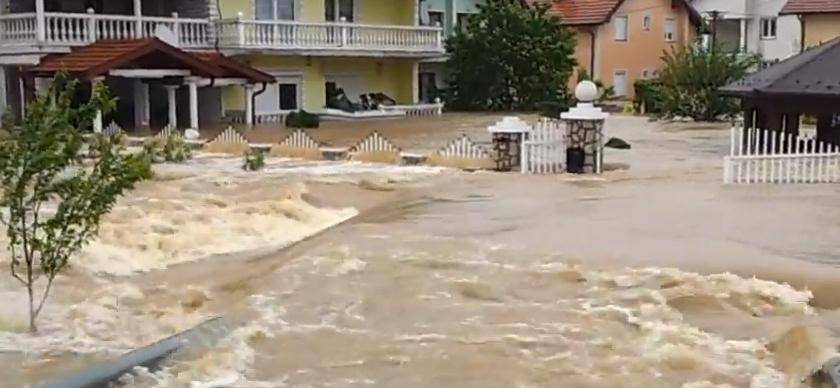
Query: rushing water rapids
3 117 840 387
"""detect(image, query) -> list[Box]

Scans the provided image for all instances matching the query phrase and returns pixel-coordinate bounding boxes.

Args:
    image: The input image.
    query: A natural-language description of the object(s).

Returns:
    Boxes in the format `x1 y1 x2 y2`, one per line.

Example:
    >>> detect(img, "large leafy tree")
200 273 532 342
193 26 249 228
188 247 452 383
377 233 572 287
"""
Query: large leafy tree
657 44 760 121
0 75 151 332
446 0 577 111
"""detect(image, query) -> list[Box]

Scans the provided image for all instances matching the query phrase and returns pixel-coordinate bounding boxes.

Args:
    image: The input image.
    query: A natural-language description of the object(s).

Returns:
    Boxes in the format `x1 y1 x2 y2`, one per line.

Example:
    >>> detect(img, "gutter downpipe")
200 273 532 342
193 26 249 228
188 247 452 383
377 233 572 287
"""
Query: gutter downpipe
251 82 268 124
589 27 597 78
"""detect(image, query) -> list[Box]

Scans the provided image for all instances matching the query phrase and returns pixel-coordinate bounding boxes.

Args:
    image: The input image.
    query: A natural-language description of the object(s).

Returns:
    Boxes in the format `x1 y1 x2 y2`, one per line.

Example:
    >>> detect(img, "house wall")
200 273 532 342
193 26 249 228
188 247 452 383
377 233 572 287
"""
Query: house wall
802 14 840 47
570 27 594 89
222 56 415 113
594 0 695 99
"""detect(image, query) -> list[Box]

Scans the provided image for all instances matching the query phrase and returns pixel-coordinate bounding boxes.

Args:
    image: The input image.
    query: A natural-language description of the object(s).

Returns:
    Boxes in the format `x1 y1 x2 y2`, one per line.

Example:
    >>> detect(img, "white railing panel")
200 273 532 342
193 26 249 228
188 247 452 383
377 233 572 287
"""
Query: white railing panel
0 13 37 43
724 124 840 184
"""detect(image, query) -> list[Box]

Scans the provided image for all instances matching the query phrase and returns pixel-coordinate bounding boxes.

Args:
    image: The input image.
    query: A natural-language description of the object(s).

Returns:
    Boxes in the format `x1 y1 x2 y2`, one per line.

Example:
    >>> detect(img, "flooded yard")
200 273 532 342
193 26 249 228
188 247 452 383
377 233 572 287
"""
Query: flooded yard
2 114 840 387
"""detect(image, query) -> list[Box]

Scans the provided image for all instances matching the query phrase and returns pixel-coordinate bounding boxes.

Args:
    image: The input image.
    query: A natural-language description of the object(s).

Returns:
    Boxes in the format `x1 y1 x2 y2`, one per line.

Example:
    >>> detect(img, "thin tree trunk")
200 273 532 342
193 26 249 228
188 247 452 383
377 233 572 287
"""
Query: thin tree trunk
27 282 36 333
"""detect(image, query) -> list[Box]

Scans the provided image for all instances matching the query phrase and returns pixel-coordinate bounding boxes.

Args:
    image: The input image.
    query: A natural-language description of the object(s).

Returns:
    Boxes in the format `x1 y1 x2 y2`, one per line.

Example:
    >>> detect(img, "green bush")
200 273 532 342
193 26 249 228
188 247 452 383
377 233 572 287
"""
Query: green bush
285 110 320 128
242 149 266 171
141 138 164 164
657 45 759 121
536 101 569 119
633 79 664 114
162 135 192 163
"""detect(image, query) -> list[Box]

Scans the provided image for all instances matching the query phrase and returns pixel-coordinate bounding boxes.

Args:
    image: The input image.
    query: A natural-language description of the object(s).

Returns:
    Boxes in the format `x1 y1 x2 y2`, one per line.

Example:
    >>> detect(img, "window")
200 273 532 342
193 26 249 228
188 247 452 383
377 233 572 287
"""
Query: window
761 18 777 39
457 13 471 33
325 0 354 22
613 70 628 97
642 13 651 31
419 72 438 103
664 17 676 42
256 0 295 20
614 15 628 41
278 83 298 110
428 11 444 27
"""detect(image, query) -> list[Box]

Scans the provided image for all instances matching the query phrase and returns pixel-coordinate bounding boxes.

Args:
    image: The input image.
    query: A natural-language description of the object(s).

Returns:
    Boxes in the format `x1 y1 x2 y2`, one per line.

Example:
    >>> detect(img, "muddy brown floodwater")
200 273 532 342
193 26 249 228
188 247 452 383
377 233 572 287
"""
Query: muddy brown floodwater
2 115 840 387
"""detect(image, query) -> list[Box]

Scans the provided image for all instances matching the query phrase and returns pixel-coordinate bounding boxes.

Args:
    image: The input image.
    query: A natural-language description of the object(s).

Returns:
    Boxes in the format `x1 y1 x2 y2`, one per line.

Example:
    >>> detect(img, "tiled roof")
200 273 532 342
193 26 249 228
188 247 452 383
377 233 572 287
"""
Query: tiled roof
33 38 273 84
528 0 701 26
780 0 840 15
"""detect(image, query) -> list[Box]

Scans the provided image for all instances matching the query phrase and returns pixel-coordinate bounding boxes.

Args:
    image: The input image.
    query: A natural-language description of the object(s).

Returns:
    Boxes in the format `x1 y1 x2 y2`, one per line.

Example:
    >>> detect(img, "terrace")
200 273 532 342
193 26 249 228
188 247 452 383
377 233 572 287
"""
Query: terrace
0 0 445 63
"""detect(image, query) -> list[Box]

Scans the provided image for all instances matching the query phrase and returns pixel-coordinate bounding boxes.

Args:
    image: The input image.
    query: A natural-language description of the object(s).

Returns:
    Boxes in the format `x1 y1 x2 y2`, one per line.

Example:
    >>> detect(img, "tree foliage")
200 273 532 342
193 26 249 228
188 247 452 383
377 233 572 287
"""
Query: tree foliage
445 0 577 111
656 45 759 121
0 75 151 332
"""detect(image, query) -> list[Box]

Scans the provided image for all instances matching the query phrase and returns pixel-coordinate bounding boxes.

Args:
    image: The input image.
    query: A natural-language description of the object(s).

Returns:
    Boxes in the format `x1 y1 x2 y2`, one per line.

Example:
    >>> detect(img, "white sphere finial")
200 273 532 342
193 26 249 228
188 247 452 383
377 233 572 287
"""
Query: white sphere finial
575 80 598 102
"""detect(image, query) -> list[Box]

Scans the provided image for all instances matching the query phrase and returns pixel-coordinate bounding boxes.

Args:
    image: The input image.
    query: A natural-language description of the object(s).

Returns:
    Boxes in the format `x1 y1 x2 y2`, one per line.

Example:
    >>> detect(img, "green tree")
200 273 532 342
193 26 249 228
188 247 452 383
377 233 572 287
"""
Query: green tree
0 75 151 332
445 0 577 111
657 44 759 121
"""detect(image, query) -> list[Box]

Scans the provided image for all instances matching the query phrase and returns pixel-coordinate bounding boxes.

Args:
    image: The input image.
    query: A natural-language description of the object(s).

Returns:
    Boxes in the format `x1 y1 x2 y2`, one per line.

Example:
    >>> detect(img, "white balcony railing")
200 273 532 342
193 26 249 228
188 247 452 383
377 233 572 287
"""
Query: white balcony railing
0 11 444 55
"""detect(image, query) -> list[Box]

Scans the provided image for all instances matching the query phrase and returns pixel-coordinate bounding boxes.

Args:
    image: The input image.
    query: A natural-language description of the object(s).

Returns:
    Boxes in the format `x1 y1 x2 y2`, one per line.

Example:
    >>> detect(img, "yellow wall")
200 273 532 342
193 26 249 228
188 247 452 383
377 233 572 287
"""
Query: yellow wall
587 0 696 99
222 56 416 112
803 14 840 47
218 0 416 24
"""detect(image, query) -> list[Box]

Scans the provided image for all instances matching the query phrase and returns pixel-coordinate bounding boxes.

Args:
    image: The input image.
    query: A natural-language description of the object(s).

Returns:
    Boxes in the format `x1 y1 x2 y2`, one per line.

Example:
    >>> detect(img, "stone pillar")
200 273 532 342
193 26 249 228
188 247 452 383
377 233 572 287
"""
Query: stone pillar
165 85 178 128
187 79 199 131
133 79 150 129
244 84 254 127
91 77 104 133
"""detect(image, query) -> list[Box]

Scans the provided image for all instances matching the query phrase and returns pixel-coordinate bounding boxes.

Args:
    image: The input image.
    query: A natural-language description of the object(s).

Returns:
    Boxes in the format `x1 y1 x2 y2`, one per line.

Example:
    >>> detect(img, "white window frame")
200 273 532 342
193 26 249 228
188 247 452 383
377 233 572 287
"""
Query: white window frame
664 17 676 42
254 0 299 21
760 17 777 40
614 15 629 41
613 69 628 97
642 13 651 31
256 71 304 115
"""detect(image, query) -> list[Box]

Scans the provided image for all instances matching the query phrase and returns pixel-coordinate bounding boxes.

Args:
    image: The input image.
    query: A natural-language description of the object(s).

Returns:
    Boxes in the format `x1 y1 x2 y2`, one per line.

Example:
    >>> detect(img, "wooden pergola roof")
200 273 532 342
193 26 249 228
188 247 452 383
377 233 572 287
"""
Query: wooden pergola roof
31 38 273 84
720 37 840 98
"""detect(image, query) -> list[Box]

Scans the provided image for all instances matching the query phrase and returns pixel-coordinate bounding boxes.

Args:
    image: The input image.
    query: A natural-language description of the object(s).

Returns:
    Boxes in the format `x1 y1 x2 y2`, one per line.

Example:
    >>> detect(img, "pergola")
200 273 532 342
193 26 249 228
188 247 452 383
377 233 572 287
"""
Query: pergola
720 37 840 145
28 37 273 133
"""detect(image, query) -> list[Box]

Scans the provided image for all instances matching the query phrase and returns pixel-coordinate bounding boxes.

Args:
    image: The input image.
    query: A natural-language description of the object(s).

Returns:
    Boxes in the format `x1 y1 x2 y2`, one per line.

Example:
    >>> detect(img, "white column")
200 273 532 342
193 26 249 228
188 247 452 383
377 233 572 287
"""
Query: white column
91 77 104 133
133 80 150 128
411 62 420 104
244 84 254 127
188 79 199 130
165 85 178 128
134 0 143 38
739 18 747 53
35 0 45 43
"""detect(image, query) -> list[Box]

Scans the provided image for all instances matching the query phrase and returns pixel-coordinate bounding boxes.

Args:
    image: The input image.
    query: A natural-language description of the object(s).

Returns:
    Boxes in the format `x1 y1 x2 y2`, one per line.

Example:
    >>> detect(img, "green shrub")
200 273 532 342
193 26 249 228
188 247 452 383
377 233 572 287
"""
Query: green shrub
536 101 568 119
141 138 164 164
242 149 266 171
657 45 759 121
633 79 664 114
285 110 320 128
162 135 192 163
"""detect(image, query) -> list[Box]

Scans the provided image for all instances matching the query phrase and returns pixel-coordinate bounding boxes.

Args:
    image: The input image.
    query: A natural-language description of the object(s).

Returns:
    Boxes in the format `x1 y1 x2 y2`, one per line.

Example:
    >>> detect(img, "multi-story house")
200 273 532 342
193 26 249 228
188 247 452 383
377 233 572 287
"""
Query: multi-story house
0 0 445 128
691 0 802 66
535 0 700 99
416 0 482 103
780 0 840 48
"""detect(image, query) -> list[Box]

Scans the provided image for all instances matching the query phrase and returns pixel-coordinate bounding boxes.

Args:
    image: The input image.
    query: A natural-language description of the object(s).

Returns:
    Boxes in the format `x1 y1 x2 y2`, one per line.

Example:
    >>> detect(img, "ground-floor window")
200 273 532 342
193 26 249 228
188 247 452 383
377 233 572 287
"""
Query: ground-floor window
419 72 437 103
256 73 303 114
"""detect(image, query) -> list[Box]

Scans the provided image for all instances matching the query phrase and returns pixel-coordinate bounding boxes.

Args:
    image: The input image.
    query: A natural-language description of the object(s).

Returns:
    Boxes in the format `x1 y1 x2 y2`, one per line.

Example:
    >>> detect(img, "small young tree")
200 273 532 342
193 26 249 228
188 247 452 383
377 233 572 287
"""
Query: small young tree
446 0 577 111
656 44 759 121
0 75 151 332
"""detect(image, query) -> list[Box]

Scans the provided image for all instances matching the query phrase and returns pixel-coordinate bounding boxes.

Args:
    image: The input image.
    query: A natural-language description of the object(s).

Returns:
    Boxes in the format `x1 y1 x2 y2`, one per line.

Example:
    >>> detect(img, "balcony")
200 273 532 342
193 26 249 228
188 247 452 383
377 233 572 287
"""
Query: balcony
0 12 445 61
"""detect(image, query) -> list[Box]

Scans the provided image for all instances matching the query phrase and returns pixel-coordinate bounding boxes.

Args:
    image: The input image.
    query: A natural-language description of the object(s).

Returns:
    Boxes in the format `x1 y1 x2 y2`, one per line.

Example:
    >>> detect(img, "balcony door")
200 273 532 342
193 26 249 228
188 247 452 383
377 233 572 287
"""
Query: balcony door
325 0 355 22
256 0 296 21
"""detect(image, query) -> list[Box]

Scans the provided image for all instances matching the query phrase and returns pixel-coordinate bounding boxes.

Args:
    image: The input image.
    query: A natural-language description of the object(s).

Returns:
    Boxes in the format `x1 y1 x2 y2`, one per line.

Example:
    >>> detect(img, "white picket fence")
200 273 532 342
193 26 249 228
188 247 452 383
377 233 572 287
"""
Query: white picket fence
279 129 321 150
350 131 401 153
103 121 122 136
435 135 491 159
208 126 248 145
724 125 840 184
521 119 567 174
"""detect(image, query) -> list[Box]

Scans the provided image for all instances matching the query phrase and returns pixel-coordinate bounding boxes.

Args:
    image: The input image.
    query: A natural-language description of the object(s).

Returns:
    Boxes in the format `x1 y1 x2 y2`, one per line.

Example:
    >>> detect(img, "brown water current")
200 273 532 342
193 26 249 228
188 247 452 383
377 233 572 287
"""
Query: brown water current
2 116 840 387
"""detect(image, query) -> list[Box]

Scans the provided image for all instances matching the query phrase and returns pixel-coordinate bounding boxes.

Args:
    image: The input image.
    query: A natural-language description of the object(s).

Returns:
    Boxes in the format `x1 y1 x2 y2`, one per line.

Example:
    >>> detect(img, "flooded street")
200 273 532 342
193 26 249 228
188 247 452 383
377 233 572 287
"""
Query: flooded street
3 115 840 387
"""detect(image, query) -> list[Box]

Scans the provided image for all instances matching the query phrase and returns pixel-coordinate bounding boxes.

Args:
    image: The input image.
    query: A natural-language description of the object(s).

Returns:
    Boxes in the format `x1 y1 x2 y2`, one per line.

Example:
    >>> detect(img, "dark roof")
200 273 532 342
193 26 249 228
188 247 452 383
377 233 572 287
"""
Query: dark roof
527 0 702 26
780 0 840 15
192 53 274 83
720 37 840 97
33 38 274 84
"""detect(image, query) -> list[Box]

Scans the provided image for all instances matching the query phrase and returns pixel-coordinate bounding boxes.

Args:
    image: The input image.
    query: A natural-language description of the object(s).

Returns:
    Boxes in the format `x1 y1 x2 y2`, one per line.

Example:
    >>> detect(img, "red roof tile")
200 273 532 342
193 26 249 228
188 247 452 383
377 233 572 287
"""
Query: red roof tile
33 38 273 84
780 0 840 15
528 0 701 26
